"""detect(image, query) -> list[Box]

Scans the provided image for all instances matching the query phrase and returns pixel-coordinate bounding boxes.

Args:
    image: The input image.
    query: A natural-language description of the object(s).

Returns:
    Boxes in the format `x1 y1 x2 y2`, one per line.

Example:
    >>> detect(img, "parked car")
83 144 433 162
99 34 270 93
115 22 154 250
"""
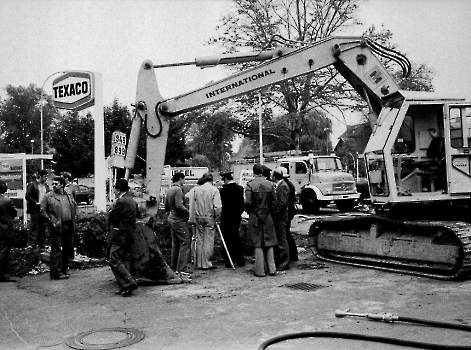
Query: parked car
75 184 94 205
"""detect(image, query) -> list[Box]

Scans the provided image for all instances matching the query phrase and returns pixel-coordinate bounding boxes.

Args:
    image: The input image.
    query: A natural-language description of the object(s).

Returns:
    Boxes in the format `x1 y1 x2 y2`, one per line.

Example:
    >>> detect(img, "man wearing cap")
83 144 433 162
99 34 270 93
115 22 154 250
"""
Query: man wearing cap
245 163 278 277
107 179 138 296
0 182 18 282
262 165 272 181
272 167 291 271
189 173 221 270
41 176 76 280
219 171 245 267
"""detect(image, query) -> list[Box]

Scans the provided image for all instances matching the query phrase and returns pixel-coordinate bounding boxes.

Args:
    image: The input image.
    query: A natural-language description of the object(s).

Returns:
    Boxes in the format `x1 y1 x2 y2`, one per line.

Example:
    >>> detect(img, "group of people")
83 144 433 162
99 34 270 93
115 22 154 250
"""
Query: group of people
246 164 298 277
1 164 299 294
0 171 140 296
165 164 298 280
0 170 77 282
165 172 224 274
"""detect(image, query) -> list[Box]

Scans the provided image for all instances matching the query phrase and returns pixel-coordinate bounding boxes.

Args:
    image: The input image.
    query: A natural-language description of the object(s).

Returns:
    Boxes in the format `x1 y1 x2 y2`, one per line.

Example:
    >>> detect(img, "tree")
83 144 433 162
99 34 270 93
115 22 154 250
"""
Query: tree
165 115 193 166
49 110 95 177
50 99 137 178
188 154 211 168
207 0 434 154
0 84 59 154
186 110 236 171
207 0 364 151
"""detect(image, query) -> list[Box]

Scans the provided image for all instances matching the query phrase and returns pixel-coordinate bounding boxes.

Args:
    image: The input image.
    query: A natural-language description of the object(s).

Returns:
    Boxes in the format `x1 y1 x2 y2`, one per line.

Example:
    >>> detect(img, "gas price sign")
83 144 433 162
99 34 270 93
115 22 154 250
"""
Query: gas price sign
110 131 127 168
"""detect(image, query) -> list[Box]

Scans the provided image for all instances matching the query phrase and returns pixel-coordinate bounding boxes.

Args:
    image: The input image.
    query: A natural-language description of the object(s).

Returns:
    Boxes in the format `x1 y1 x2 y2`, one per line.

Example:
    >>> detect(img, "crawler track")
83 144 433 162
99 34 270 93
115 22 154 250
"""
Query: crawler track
307 213 471 280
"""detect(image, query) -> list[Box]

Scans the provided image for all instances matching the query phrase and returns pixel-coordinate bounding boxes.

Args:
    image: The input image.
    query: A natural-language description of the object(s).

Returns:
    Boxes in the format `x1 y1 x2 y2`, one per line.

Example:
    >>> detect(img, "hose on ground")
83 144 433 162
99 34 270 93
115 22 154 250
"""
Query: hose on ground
258 310 471 349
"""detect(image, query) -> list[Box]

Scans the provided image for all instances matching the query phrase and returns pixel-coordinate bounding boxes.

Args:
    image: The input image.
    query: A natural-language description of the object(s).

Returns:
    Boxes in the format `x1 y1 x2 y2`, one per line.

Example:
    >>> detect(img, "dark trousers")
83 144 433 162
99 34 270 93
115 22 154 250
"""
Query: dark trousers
108 243 136 289
27 210 46 247
0 236 13 278
220 218 245 266
168 217 190 272
286 219 298 262
49 222 74 277
274 218 290 270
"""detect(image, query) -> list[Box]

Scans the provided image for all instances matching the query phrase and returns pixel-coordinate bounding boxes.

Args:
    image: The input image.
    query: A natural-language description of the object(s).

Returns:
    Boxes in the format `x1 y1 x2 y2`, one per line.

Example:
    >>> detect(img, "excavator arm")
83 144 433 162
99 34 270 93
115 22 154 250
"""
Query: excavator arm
125 36 410 215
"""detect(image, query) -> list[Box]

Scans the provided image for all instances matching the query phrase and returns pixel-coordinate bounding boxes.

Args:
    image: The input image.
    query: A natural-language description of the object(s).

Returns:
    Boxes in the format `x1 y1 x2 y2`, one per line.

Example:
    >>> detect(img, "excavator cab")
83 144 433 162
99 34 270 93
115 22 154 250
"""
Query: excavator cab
364 90 471 209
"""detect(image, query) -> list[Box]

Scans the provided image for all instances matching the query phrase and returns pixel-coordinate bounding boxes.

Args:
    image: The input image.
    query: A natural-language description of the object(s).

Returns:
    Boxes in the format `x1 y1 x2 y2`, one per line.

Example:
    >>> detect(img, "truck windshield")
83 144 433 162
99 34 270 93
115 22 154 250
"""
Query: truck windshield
315 157 341 171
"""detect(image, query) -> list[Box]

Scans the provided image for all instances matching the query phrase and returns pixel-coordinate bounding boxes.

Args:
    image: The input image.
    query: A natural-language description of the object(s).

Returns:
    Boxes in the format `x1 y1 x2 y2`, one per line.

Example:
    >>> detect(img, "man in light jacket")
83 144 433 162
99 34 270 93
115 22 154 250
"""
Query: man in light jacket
189 173 221 270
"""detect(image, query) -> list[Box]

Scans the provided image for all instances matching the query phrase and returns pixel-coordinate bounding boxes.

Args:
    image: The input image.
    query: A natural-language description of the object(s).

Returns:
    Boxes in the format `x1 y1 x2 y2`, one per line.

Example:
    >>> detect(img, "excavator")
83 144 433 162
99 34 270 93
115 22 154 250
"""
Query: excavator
124 36 471 280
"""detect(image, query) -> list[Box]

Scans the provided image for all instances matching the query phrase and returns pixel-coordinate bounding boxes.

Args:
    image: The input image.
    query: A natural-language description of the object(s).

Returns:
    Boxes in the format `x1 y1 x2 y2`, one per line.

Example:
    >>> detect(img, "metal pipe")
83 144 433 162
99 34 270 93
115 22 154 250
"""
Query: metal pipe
153 49 286 69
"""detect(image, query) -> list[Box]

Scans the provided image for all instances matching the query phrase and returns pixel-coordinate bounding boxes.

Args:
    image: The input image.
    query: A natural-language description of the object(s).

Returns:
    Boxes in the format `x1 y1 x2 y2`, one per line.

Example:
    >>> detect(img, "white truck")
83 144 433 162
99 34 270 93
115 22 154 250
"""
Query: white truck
277 154 359 213
231 153 359 213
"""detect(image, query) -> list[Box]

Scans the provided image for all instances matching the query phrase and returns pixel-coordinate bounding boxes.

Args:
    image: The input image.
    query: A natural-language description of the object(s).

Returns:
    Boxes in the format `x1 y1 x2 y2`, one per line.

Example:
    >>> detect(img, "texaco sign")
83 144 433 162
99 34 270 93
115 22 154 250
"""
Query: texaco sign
52 71 95 111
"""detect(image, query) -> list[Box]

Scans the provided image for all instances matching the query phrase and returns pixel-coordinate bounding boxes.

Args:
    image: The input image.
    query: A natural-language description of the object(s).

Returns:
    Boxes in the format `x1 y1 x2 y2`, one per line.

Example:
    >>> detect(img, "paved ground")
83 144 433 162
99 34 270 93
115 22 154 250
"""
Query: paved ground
2 216 471 350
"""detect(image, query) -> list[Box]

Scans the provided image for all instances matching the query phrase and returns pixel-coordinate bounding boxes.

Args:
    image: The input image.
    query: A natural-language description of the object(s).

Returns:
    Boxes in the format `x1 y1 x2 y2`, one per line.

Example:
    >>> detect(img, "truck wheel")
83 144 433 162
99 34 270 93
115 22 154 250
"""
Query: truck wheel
87 196 94 205
301 191 320 214
335 199 355 212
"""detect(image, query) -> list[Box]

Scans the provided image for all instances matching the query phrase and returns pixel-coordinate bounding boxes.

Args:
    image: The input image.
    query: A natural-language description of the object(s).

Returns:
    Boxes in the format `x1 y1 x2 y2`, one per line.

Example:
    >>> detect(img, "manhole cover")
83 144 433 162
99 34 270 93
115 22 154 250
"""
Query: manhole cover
281 282 327 291
65 327 145 350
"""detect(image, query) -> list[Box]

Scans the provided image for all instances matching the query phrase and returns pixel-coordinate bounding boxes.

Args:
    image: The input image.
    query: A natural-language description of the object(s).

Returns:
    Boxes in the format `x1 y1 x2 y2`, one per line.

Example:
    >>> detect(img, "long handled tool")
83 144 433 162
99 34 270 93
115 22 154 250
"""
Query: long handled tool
190 224 197 267
215 223 235 269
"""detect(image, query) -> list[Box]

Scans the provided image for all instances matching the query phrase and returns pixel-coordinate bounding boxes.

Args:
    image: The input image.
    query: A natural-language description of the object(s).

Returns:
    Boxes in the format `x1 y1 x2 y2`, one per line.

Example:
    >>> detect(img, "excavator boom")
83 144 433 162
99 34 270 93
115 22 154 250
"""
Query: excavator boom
125 36 410 211
122 35 471 280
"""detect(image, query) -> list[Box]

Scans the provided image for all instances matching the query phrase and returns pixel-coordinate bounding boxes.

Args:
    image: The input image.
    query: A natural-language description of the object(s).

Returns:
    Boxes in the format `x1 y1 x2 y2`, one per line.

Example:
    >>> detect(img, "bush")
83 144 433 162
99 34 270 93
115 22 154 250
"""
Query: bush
75 212 109 258
9 248 41 277
12 220 29 248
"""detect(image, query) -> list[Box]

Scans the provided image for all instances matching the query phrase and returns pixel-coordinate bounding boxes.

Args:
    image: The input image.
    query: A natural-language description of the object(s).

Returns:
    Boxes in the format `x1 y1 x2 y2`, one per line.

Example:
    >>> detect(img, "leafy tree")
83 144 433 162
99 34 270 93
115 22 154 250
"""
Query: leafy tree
0 84 59 155
259 109 332 154
49 111 95 177
207 0 434 155
188 154 211 168
186 110 236 171
207 0 365 151
165 114 194 166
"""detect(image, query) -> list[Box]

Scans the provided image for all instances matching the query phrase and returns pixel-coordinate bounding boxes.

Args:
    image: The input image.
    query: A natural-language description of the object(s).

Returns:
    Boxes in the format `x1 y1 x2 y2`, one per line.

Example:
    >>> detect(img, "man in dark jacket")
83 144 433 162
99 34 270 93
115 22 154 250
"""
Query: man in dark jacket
0 182 17 282
245 163 278 277
283 173 298 262
107 179 138 296
25 169 49 248
219 171 245 267
41 176 76 280
272 167 291 271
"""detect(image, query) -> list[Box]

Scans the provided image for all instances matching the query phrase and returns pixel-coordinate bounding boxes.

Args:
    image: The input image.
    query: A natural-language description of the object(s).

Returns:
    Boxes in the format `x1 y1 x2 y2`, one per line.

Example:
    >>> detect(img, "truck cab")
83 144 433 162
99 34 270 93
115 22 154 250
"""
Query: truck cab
277 154 360 213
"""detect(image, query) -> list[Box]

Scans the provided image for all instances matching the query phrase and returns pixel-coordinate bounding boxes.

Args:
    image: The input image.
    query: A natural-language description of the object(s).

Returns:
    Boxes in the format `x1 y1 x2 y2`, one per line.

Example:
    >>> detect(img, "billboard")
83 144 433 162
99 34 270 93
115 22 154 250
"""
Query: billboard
0 158 25 217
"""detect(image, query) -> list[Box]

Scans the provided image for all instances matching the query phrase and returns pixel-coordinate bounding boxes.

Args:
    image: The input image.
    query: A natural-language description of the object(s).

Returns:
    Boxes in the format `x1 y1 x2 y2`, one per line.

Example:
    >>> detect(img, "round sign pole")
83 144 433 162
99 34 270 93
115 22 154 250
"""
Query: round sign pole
93 73 107 212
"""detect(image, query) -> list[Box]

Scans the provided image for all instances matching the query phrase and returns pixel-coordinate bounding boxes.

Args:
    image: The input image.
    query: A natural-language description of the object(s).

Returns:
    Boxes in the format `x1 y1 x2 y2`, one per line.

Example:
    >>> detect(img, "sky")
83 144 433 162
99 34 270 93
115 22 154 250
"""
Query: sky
1 0 471 143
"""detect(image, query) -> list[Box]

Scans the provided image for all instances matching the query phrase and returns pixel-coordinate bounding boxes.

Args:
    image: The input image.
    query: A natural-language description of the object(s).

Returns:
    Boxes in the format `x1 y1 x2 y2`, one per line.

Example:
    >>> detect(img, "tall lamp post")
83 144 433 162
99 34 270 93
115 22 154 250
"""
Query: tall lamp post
39 71 67 169
347 152 356 179
258 90 263 165
323 128 331 155
30 140 34 154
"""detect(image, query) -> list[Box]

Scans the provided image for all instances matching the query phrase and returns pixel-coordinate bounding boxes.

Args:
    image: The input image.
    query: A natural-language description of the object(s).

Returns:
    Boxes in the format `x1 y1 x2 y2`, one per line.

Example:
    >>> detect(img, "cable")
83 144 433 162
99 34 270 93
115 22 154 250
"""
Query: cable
132 100 163 138
259 310 471 349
